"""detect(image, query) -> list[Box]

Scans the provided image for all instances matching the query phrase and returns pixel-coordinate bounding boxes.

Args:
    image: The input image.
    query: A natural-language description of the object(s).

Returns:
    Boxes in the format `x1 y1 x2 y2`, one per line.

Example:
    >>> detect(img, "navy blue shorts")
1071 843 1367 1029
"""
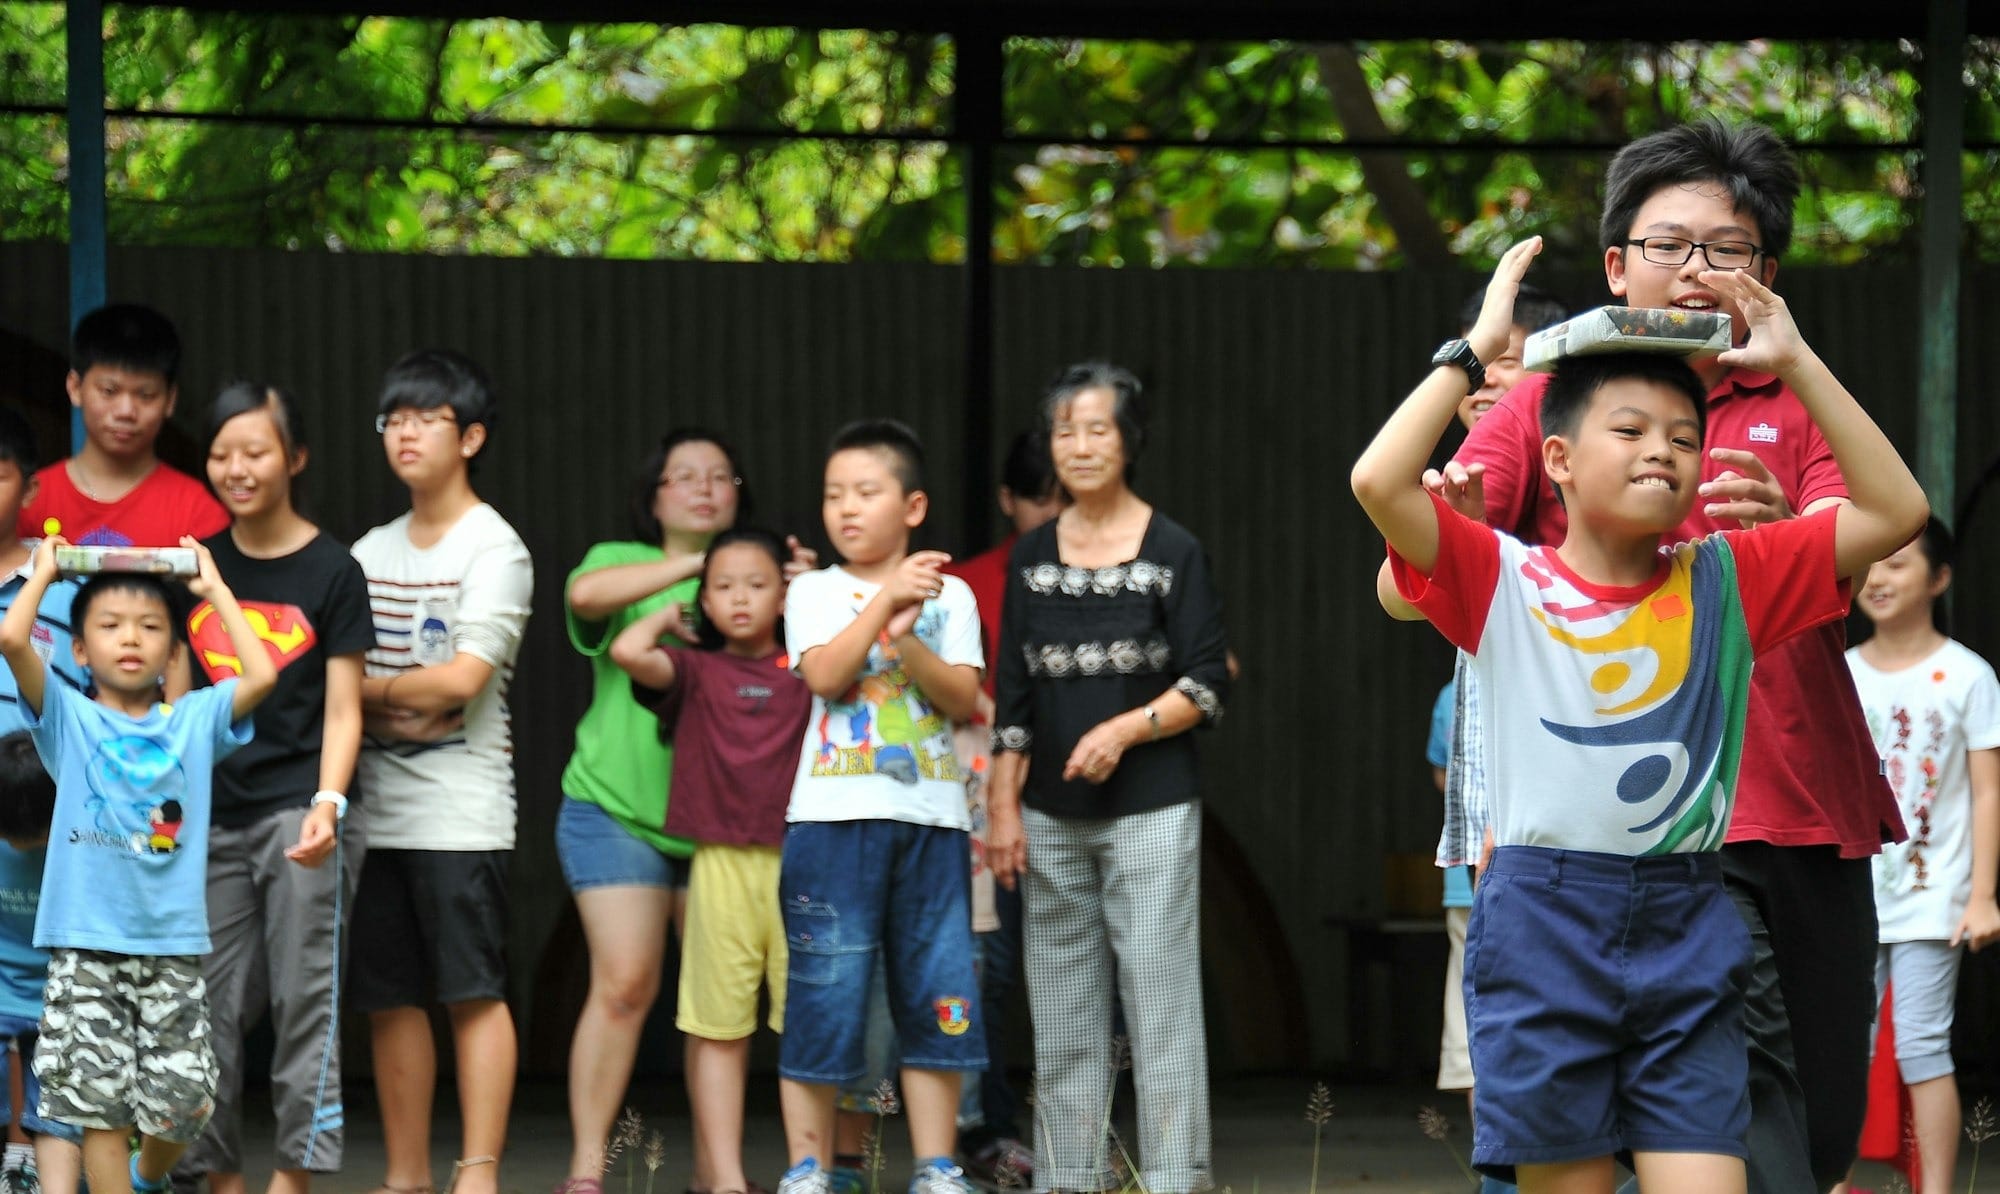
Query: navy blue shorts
1466 846 1750 1181
777 819 984 1083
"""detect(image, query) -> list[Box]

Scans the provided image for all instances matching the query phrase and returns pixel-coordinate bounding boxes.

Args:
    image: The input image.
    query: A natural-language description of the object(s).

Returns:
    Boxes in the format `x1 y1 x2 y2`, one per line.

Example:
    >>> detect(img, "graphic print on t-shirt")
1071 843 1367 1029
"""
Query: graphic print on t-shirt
1873 701 1944 891
80 734 190 859
1501 541 1738 854
809 602 964 788
414 599 454 666
188 600 320 680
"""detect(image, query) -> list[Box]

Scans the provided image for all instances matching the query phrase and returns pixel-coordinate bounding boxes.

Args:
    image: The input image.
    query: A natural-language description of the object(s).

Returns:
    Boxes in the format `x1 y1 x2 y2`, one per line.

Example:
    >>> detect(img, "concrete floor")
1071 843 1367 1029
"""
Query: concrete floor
219 1076 1980 1194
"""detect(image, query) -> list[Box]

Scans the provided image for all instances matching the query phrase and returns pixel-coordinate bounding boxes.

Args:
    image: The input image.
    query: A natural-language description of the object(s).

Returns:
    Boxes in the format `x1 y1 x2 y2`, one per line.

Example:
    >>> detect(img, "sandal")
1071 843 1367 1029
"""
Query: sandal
445 1157 498 1194
129 1157 169 1194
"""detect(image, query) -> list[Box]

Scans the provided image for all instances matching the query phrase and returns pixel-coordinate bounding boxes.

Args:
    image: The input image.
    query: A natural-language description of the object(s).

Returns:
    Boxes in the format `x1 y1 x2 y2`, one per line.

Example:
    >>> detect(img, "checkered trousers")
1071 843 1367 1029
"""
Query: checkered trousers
1021 802 1213 1193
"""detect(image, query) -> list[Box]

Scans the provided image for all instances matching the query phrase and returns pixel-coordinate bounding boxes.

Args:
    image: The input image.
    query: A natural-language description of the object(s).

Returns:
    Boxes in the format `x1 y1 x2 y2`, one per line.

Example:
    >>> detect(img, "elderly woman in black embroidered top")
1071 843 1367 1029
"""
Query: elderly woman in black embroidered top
986 363 1229 1194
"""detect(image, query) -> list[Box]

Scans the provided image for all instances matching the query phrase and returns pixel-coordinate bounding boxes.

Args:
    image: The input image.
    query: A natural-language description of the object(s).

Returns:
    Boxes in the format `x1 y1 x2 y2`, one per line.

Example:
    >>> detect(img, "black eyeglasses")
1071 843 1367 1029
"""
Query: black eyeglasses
1625 237 1764 271
375 409 459 433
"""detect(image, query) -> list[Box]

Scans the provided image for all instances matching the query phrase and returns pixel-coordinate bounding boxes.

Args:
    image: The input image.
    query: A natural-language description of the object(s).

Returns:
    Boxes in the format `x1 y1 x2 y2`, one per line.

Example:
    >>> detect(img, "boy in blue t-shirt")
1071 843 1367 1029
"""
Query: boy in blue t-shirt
776 421 986 1194
0 534 276 1194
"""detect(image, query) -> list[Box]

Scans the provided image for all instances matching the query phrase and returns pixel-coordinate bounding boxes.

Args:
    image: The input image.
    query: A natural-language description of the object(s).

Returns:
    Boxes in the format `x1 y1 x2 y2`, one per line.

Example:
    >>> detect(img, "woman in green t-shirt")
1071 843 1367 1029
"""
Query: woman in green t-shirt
555 428 751 1193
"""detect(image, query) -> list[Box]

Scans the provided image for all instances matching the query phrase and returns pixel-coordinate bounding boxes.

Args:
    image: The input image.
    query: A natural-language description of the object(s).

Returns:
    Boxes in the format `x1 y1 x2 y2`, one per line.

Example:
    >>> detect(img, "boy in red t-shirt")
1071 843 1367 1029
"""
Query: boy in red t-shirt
20 304 227 548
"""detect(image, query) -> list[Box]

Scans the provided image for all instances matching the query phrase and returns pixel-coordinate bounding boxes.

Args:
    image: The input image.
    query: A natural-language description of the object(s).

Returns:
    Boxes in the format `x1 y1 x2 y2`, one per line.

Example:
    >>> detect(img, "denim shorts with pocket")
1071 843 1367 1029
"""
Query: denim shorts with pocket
777 819 984 1083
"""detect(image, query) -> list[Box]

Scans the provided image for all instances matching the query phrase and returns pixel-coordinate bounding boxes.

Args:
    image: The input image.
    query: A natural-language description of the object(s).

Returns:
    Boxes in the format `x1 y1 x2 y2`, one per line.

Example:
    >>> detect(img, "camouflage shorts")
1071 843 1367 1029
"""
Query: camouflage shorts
33 949 217 1143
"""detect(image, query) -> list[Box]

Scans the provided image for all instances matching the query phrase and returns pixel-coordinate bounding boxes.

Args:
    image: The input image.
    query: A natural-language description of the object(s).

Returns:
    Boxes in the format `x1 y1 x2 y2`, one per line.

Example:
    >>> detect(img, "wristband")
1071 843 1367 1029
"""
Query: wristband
311 790 348 821
1143 705 1162 741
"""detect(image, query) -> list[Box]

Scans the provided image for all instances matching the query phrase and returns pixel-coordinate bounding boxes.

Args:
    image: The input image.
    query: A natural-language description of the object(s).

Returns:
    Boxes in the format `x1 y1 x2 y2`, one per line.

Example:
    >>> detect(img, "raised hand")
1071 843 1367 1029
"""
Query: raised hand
182 535 223 599
885 549 951 611
1422 461 1488 522
1699 448 1793 528
1467 237 1544 365
783 535 820 584
1703 268 1809 378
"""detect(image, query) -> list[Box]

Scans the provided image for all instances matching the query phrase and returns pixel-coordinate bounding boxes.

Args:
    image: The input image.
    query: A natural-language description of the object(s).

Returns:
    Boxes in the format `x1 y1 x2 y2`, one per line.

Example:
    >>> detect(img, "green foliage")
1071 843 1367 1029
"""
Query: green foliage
3 6 1997 267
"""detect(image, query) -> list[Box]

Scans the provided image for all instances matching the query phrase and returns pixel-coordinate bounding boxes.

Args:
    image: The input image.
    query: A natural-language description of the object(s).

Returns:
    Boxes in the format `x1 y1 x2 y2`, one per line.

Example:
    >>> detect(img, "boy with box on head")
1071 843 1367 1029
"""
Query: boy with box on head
348 350 532 1194
18 305 226 548
1353 236 1928 1193
1385 117 1907 1192
775 420 985 1194
0 529 276 1194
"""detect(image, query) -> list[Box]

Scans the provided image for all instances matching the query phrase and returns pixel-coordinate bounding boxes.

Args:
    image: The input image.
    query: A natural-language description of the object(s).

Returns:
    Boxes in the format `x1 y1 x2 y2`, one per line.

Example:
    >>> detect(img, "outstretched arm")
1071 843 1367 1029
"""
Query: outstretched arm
1702 270 1928 578
1352 238 1542 570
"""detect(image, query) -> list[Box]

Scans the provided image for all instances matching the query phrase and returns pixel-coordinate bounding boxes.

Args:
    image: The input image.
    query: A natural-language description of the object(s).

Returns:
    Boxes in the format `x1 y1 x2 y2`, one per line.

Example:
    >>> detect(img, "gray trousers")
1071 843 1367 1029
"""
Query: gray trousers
179 803 366 1175
1021 802 1212 1193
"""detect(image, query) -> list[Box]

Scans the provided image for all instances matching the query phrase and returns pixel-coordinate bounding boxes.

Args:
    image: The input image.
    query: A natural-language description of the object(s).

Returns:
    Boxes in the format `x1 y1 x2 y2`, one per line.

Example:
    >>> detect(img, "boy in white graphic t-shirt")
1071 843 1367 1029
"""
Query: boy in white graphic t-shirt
1352 237 1927 1194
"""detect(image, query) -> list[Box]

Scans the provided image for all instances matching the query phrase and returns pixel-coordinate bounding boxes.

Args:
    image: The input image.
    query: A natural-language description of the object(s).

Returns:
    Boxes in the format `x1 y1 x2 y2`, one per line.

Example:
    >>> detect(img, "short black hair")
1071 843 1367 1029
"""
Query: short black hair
1040 361 1147 483
71 571 182 631
1000 428 1058 503
72 303 181 385
628 428 754 545
376 349 497 457
1541 353 1708 446
1458 282 1571 339
0 407 40 475
0 732 54 843
1601 116 1801 260
208 381 306 457
828 419 926 495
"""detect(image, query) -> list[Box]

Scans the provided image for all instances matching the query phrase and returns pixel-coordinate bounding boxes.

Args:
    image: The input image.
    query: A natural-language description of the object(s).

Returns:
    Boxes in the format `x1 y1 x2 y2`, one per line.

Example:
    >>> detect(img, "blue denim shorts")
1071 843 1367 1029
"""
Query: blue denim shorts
1467 846 1750 1182
0 1015 82 1143
556 796 691 892
778 820 984 1084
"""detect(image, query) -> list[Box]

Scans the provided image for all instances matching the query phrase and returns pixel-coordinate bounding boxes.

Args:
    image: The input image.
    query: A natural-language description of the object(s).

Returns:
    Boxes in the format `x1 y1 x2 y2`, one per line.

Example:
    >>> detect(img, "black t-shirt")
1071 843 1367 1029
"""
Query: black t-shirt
992 512 1231 819
193 529 376 829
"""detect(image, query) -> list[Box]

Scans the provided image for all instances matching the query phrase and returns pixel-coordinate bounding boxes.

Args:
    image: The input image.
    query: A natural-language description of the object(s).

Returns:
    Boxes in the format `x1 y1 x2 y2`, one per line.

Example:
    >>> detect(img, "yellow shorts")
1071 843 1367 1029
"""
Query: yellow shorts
677 844 786 1039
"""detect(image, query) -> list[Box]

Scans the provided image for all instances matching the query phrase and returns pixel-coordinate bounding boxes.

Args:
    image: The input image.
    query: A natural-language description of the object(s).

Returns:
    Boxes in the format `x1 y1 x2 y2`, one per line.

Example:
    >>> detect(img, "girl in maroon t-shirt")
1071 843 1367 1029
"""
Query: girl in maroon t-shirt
610 528 809 1194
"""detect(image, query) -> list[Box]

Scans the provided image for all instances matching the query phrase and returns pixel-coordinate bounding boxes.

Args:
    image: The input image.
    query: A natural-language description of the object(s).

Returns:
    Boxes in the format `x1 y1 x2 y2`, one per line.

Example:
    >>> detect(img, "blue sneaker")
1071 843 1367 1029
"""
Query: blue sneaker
778 1159 832 1194
906 1158 971 1194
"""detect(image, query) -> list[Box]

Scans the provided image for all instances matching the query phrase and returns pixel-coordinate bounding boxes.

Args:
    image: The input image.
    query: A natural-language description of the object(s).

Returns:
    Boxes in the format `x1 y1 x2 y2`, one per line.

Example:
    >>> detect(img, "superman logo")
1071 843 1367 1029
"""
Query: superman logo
188 601 318 680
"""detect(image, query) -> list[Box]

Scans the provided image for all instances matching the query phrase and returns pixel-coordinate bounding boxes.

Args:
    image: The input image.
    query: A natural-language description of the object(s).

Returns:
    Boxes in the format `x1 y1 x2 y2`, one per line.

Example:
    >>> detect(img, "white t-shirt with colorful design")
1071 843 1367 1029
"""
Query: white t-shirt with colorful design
1847 638 2000 942
784 564 982 829
1392 500 1848 856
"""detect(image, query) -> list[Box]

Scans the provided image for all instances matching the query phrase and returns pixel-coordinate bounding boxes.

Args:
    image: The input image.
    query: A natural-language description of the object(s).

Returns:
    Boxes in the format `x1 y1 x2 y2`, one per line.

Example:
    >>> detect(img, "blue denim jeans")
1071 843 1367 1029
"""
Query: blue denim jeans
778 820 984 1083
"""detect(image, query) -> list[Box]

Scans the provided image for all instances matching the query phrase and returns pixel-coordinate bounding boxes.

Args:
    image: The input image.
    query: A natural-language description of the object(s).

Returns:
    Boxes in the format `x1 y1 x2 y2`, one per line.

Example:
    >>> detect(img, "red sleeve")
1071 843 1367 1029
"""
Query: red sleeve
1387 492 1502 655
1791 414 1848 513
1722 507 1850 653
1452 375 1547 538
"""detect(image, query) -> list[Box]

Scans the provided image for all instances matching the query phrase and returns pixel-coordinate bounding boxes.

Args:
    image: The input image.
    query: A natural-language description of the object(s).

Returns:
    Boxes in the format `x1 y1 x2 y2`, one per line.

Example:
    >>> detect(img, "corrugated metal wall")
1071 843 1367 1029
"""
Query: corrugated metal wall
0 242 1992 1073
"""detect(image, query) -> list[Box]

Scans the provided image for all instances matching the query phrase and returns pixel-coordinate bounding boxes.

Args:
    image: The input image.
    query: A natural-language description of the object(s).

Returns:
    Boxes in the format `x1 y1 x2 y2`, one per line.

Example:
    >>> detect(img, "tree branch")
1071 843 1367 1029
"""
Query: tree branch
1314 42 1452 267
